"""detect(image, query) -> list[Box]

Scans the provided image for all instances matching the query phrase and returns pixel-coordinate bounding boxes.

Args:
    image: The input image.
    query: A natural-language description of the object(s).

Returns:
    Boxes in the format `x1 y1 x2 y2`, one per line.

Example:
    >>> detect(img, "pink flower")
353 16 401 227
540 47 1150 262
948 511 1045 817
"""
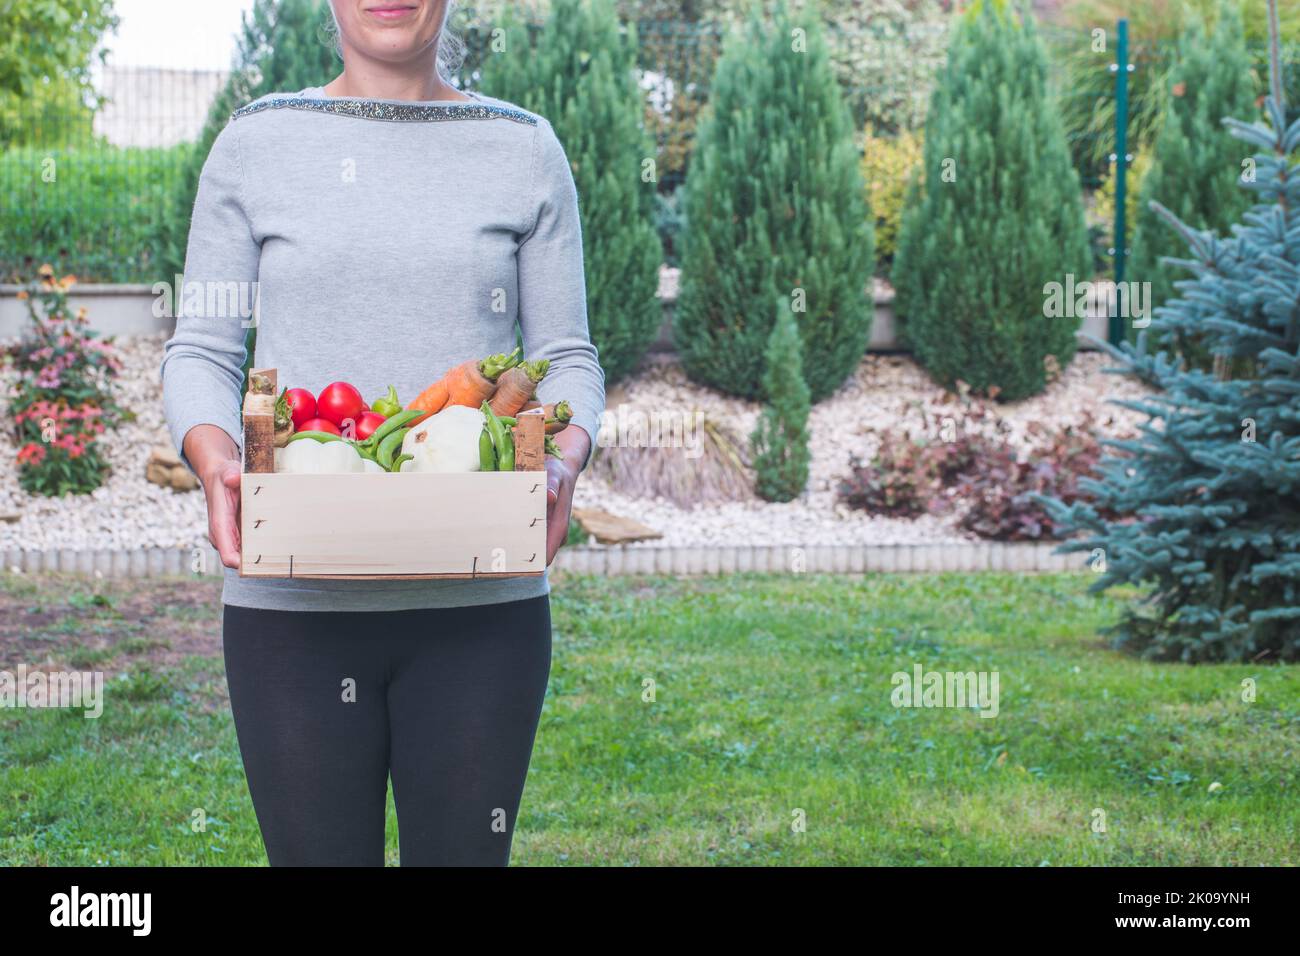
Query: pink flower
34 367 62 389
17 443 46 466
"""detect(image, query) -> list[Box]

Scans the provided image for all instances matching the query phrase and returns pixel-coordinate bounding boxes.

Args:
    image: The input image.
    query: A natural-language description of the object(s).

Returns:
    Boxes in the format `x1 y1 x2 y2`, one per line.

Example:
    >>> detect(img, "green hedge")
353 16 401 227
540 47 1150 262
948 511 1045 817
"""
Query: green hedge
674 1 873 403
0 144 189 284
891 3 1091 402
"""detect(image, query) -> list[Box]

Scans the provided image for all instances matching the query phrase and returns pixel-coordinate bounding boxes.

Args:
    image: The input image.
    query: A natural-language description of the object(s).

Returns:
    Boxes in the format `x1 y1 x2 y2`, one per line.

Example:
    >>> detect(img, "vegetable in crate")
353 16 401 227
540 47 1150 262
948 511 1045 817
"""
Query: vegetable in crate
316 381 366 428
273 389 295 447
481 400 515 471
489 359 549 417
298 417 341 436
355 408 422 471
399 404 485 472
407 347 521 425
353 410 387 440
370 385 402 418
283 388 317 429
276 436 377 473
543 400 572 435
376 427 408 470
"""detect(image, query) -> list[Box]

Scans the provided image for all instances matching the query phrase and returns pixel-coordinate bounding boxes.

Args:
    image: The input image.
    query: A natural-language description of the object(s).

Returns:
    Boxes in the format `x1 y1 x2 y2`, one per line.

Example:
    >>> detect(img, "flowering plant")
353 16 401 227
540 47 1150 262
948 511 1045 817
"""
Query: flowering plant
8 266 126 496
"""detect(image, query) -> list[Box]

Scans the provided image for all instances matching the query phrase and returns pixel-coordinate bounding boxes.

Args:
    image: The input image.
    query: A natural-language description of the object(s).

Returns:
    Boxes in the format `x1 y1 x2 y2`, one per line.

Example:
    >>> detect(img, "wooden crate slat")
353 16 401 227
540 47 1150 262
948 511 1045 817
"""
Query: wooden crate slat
240 472 547 578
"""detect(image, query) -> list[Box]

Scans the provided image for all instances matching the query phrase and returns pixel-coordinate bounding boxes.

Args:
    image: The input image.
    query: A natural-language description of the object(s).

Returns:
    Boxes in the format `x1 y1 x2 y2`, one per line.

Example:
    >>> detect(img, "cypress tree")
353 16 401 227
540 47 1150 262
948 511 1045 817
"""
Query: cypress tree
479 0 662 384
1129 1 1257 336
1042 0 1300 663
157 0 338 283
751 303 811 503
673 0 872 403
891 2 1091 401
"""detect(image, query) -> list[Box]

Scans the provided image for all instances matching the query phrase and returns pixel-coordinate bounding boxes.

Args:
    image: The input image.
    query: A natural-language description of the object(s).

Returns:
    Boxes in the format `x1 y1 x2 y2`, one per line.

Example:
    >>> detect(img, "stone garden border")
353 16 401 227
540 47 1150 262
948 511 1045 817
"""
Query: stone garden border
0 540 1086 579
2 276 1111 352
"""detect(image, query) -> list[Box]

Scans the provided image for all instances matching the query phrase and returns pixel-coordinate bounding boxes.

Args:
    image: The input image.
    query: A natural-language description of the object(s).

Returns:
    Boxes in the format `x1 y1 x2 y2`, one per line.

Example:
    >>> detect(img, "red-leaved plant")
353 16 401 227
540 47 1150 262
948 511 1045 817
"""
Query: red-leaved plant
8 266 126 496
839 397 1114 540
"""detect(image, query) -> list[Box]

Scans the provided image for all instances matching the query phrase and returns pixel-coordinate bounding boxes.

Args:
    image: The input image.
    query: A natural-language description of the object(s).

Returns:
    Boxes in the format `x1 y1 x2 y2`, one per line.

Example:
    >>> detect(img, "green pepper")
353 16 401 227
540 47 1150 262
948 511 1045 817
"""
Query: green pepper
287 430 343 445
479 427 497 471
371 385 402 419
377 427 411 470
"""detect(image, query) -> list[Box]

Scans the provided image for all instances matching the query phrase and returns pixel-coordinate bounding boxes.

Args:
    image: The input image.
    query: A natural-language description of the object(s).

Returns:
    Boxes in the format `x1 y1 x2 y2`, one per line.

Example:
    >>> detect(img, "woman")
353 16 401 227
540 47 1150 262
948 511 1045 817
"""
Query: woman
161 0 604 866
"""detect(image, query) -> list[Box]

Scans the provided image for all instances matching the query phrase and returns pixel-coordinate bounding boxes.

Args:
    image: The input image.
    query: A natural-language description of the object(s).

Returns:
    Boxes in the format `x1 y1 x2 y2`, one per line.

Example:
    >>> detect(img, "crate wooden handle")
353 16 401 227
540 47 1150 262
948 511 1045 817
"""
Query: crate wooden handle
243 367 277 474
512 408 545 472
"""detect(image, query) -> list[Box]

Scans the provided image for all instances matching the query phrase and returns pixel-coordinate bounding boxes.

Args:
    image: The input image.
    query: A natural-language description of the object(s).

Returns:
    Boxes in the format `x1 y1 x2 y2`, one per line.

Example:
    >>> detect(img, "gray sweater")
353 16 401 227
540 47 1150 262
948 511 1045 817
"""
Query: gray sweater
161 87 605 611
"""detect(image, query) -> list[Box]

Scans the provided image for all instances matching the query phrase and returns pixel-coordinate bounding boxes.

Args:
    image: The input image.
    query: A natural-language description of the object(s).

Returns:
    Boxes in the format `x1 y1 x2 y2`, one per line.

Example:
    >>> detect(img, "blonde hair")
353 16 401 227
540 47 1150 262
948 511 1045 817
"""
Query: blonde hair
324 1 465 81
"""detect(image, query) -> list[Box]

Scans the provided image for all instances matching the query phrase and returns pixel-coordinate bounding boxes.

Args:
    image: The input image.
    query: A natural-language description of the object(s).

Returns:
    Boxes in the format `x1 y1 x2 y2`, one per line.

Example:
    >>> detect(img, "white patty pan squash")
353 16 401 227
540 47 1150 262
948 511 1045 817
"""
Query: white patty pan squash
275 439 368 474
400 405 484 473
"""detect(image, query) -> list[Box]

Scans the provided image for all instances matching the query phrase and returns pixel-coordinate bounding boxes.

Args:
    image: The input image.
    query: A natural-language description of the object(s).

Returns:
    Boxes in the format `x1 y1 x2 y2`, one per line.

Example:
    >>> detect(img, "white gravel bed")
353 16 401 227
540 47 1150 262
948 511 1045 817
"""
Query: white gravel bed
1 334 1149 552
573 348 1150 546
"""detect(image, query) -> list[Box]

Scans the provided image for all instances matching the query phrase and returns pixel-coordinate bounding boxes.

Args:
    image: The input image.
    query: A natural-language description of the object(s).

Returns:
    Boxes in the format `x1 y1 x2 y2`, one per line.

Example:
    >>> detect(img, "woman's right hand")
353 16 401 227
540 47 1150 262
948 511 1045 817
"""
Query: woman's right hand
184 424 243 570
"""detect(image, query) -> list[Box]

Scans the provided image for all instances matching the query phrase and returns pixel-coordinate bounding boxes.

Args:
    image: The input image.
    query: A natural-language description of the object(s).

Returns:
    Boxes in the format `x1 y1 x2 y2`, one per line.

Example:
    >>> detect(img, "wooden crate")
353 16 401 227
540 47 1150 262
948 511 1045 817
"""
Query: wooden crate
239 369 547 580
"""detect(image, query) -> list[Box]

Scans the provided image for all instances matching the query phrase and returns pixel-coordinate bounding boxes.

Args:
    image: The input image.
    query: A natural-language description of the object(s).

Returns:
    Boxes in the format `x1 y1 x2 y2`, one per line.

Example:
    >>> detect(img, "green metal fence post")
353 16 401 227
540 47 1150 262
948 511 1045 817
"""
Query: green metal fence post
1109 18 1132 346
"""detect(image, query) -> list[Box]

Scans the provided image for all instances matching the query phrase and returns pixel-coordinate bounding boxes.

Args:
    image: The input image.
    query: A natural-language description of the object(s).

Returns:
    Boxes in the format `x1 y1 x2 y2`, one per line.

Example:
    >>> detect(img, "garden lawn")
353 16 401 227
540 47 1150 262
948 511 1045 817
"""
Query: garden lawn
0 571 1296 866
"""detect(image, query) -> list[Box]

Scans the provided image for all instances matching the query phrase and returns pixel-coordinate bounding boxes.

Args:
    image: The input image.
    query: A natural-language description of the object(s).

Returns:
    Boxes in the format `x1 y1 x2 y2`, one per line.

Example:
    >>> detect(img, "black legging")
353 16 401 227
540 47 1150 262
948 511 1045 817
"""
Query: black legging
221 595 552 866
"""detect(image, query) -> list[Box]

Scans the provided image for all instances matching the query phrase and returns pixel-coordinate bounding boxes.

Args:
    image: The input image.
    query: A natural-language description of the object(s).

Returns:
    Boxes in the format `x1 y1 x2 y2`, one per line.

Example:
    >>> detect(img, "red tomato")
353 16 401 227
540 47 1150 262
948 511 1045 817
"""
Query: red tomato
353 411 387 440
297 417 341 436
316 381 365 428
283 388 317 430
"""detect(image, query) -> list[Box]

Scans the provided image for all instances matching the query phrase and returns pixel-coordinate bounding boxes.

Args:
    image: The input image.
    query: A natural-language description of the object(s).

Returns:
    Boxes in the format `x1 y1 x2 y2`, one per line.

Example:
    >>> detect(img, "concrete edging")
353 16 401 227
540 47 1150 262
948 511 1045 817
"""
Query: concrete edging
0 283 170 339
0 541 1087 579
2 281 1110 352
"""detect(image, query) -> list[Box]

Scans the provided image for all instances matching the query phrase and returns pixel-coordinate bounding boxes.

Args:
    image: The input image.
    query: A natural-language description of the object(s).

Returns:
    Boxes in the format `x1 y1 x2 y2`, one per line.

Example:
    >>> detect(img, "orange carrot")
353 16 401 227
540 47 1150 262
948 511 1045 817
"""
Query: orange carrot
488 359 550 417
406 374 454 423
543 400 573 435
407 348 520 426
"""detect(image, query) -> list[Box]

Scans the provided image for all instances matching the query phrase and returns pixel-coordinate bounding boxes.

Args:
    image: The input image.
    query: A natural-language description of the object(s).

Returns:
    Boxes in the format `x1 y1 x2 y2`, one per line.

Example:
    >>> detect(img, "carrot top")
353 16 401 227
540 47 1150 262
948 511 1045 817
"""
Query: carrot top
479 347 522 382
519 359 549 384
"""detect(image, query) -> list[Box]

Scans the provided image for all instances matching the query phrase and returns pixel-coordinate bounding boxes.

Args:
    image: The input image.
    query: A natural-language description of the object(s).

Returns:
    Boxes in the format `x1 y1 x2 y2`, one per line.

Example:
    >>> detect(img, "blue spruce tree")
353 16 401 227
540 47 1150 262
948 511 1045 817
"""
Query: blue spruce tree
1042 0 1300 663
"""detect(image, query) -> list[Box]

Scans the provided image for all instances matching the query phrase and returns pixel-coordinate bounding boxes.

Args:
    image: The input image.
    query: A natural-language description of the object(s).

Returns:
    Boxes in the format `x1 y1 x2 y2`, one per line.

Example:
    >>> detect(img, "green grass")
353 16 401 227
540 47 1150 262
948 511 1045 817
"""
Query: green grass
0 571 1296 866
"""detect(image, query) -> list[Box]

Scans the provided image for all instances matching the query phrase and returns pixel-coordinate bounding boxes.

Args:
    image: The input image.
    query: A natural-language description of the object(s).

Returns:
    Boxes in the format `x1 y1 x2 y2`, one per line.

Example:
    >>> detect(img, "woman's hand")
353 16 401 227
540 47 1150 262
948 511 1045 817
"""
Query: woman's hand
545 424 591 566
184 424 243 570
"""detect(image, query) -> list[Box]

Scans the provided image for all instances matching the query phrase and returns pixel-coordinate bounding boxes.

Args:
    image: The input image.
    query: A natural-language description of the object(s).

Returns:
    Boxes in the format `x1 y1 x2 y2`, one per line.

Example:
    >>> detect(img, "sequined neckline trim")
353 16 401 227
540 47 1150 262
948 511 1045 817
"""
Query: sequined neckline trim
230 96 538 126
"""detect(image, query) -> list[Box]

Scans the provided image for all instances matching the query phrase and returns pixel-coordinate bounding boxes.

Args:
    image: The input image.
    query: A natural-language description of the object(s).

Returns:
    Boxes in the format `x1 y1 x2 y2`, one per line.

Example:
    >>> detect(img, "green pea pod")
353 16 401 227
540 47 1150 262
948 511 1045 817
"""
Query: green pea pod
366 409 423 449
480 400 511 471
497 428 515 472
287 430 343 445
377 427 411 470
479 427 497 471
390 453 414 473
352 439 378 462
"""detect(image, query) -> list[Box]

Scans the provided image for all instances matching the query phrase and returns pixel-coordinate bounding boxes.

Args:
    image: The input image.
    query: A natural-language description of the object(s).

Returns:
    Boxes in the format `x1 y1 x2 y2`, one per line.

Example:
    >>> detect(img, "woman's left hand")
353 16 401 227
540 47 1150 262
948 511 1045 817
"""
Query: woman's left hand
545 425 591 566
